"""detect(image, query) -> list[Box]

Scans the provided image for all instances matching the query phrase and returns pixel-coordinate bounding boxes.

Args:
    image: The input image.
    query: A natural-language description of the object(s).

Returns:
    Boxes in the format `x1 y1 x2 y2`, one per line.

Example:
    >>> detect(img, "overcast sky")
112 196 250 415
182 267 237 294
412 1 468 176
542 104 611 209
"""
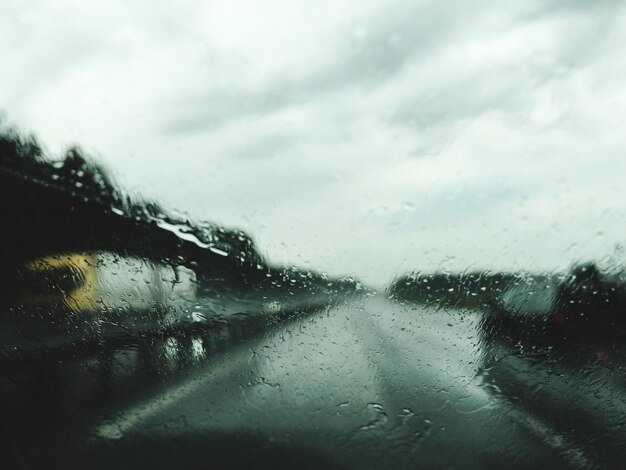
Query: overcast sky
3 0 626 285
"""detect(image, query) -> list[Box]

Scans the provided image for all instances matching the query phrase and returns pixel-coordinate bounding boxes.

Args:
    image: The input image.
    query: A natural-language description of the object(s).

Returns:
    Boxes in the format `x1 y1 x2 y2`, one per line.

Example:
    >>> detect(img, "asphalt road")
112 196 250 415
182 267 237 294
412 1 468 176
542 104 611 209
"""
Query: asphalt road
2 294 623 469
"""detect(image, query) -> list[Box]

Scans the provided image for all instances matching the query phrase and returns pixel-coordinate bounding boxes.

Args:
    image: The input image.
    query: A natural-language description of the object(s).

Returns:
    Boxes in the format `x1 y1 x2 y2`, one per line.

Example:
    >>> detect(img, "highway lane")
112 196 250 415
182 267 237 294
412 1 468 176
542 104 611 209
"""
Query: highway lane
2 294 613 468
86 296 583 468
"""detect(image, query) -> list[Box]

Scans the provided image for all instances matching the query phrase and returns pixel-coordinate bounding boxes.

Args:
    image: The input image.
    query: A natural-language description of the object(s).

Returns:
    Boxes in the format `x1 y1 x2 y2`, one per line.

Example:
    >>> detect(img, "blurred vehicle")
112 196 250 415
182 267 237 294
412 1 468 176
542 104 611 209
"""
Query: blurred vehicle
483 263 626 343
0 251 197 355
495 278 560 320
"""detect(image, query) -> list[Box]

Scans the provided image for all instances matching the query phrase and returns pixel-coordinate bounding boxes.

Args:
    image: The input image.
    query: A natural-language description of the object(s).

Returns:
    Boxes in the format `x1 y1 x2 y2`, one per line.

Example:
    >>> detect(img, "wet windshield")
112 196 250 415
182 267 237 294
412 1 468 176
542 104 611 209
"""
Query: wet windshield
3 2 626 468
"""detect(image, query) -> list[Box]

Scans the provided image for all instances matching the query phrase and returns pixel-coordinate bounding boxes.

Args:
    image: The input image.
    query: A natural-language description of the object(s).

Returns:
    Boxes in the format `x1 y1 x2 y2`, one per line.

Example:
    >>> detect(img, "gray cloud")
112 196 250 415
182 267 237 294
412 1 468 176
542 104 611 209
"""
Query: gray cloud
392 3 622 132
225 132 298 160
162 1 482 135
163 0 623 138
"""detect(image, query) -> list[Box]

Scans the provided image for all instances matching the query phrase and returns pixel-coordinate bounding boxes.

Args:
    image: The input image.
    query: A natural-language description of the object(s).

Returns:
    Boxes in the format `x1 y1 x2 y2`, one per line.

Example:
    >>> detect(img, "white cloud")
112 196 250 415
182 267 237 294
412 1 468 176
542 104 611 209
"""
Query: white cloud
2 0 626 285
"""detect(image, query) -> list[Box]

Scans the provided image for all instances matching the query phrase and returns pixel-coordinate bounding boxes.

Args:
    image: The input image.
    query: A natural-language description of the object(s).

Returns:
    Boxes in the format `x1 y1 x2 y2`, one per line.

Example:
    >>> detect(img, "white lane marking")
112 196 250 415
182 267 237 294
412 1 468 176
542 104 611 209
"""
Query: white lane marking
95 302 325 439
96 296 597 470
503 401 598 470
94 345 251 439
358 297 599 469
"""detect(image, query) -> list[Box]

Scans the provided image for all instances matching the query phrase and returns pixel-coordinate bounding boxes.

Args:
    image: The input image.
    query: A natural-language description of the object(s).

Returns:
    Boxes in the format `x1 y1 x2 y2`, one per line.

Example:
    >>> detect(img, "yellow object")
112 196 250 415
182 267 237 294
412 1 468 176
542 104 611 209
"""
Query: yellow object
22 253 98 313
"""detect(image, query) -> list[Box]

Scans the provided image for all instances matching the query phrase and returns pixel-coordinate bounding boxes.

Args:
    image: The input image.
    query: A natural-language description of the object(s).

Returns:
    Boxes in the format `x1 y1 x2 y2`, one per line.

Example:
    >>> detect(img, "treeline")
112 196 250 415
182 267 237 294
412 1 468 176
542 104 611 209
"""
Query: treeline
0 122 361 299
388 271 556 309
0 123 263 284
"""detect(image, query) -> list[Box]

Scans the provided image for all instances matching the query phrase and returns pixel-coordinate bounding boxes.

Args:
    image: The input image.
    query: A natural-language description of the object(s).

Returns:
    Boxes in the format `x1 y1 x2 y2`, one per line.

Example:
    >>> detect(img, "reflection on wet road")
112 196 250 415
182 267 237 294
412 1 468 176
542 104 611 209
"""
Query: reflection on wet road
6 294 619 468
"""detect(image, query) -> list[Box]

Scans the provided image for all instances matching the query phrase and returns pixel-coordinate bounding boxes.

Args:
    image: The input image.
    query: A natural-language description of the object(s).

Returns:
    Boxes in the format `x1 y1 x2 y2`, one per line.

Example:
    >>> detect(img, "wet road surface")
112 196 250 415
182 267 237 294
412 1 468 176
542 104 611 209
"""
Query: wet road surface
2 294 622 468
